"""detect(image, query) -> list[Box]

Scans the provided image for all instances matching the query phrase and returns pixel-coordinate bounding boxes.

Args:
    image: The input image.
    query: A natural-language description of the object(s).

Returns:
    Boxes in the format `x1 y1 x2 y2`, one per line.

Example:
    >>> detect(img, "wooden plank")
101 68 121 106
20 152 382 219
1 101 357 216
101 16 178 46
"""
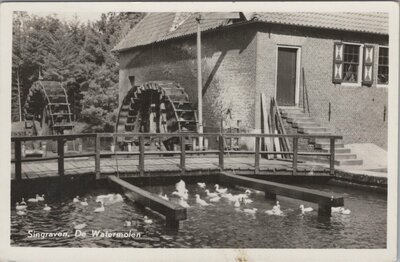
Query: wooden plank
15 140 22 181
95 135 101 179
139 136 145 176
108 176 187 227
330 138 335 176
261 94 273 159
57 138 64 176
218 135 224 171
220 172 343 216
292 137 298 176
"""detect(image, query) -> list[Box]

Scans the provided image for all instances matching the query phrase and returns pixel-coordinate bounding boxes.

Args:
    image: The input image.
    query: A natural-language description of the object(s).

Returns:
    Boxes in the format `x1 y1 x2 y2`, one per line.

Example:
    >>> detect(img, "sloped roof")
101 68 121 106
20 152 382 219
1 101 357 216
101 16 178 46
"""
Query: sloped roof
113 12 388 52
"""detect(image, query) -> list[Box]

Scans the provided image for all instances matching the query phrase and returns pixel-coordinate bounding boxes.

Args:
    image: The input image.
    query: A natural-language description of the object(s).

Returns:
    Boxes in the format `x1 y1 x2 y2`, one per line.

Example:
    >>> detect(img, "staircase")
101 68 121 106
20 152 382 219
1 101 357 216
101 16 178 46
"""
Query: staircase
280 107 363 166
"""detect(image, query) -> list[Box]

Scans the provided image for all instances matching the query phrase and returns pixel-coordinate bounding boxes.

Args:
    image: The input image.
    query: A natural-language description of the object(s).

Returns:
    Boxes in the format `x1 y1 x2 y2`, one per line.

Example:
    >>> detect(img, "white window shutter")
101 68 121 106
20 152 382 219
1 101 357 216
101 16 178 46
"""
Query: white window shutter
362 45 374 85
332 42 343 83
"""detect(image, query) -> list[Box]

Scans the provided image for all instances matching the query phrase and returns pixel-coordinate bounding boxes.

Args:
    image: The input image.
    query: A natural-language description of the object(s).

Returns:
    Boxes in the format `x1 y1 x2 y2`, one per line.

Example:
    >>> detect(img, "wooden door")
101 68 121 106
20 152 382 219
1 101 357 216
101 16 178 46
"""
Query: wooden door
276 48 297 106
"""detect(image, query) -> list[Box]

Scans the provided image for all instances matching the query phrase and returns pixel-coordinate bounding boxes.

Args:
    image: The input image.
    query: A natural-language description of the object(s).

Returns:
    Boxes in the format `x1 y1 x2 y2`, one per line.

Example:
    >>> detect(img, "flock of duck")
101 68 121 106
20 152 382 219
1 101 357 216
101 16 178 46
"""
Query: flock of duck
159 180 351 216
15 193 153 230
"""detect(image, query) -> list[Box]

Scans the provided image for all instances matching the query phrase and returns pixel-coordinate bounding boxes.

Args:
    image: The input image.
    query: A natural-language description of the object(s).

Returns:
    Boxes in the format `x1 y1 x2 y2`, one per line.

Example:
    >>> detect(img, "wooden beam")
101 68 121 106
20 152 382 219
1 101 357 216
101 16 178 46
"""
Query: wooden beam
107 176 187 227
292 137 298 176
95 135 100 179
15 140 22 181
219 134 224 171
57 138 65 176
180 136 186 174
139 136 144 176
330 138 335 176
220 172 344 216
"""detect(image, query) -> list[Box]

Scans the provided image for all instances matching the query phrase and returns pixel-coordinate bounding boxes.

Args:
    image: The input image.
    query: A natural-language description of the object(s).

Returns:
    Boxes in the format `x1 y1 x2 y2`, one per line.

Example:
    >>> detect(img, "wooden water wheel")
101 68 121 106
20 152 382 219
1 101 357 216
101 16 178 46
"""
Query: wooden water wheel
24 81 74 136
116 81 198 150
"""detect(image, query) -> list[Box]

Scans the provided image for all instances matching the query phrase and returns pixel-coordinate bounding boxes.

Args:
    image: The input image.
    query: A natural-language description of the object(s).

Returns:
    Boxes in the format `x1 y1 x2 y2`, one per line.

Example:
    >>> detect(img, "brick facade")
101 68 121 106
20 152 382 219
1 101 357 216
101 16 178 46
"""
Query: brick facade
118 23 388 149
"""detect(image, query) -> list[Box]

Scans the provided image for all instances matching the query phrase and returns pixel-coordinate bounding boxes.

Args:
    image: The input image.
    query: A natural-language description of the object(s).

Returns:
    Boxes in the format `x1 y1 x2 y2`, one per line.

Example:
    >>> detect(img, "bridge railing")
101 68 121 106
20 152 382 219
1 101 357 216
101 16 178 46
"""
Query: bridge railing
11 133 342 181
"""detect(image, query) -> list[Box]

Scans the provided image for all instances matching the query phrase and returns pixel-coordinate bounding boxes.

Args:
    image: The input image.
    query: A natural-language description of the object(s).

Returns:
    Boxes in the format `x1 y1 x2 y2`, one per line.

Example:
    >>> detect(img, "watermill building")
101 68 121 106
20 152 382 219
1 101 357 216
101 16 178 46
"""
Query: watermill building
113 12 388 165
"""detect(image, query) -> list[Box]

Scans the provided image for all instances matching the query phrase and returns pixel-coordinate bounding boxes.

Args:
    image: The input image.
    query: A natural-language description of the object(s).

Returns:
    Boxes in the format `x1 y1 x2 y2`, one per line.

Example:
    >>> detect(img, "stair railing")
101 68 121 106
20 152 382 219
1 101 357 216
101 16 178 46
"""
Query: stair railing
301 67 310 116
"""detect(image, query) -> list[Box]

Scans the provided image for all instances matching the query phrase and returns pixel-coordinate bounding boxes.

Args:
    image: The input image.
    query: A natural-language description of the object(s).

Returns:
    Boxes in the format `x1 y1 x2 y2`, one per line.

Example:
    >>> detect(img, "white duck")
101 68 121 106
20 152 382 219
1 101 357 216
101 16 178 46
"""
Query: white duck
17 210 26 216
265 205 283 216
197 182 206 188
20 198 27 206
214 184 228 194
195 194 210 206
234 199 241 208
175 179 186 192
94 201 105 212
43 204 51 211
300 204 313 214
209 196 221 203
72 222 87 230
36 194 45 201
80 198 88 206
331 206 343 213
178 198 190 208
73 196 80 203
27 196 39 203
341 208 351 215
159 193 169 201
205 189 219 198
243 208 257 214
144 216 153 224
16 202 27 210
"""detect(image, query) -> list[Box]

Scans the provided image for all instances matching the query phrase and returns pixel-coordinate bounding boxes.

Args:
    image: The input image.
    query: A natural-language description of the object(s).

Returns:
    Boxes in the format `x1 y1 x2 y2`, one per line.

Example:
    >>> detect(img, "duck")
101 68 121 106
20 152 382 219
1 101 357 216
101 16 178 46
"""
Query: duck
205 189 219 198
144 216 153 224
265 205 283 216
209 196 221 203
300 204 313 214
197 182 206 188
214 184 228 194
178 198 190 208
17 210 26 216
172 189 189 200
94 201 105 212
234 199 241 208
80 198 88 206
341 208 351 215
175 179 186 192
72 222 87 230
20 198 27 205
221 193 234 200
43 204 51 211
331 206 344 213
159 193 169 201
245 189 252 196
195 194 210 206
243 208 257 214
36 194 45 201
124 220 133 227
73 196 80 203
15 202 27 210
27 196 38 203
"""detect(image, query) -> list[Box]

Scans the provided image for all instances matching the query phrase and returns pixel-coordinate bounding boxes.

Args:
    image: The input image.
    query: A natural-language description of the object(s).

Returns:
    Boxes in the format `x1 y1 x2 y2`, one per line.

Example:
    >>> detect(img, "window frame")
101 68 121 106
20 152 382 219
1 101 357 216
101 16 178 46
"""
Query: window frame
377 46 389 88
340 42 364 87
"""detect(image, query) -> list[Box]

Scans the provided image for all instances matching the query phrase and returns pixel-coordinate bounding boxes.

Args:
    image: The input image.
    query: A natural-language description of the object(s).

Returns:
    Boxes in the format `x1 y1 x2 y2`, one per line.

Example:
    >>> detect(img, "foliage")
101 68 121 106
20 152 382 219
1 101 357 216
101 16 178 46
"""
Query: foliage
11 12 144 132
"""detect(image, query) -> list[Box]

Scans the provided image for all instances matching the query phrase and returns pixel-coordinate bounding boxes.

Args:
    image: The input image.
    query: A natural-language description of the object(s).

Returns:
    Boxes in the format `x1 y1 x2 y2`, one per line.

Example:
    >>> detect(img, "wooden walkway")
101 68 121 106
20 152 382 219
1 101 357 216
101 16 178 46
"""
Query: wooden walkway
11 156 329 180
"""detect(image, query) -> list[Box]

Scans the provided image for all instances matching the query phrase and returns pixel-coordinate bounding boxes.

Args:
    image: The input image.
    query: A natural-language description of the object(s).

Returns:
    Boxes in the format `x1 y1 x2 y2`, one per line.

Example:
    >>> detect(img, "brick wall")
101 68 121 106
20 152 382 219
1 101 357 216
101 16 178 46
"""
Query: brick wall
255 24 388 149
118 26 257 133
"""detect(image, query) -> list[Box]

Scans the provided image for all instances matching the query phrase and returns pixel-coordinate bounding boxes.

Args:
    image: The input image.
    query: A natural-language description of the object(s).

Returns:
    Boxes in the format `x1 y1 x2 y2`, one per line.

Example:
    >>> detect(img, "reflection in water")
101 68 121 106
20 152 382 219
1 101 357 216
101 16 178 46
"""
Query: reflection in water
11 183 386 248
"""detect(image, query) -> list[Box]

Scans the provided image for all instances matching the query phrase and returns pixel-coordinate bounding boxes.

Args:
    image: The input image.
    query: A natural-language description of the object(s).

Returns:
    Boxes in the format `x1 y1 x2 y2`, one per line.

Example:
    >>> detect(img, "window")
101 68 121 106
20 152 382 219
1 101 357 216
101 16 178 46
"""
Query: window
333 43 363 85
378 47 389 85
342 44 360 83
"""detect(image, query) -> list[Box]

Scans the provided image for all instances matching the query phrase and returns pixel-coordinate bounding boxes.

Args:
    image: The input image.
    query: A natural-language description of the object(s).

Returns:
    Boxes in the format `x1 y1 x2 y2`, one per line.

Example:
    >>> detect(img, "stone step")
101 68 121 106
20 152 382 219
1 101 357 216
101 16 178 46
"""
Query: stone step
293 121 320 128
335 153 358 160
284 113 311 119
321 148 351 154
281 111 304 118
315 141 345 149
286 116 314 123
299 156 363 166
298 127 329 134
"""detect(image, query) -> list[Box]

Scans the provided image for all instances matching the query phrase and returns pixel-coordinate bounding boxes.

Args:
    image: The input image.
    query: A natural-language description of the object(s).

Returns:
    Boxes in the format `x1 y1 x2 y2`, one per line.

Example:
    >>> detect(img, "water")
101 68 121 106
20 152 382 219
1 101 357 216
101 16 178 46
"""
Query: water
11 183 386 248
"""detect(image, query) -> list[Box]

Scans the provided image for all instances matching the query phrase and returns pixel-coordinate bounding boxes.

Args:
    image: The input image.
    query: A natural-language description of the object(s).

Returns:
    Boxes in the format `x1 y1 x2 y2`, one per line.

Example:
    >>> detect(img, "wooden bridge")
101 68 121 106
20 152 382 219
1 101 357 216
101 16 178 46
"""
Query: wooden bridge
11 133 342 181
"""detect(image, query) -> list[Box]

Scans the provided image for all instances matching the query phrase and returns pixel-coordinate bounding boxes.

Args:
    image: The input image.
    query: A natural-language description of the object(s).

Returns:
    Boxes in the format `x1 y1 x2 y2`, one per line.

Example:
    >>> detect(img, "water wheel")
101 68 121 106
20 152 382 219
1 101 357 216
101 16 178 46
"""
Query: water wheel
24 80 74 136
116 81 198 150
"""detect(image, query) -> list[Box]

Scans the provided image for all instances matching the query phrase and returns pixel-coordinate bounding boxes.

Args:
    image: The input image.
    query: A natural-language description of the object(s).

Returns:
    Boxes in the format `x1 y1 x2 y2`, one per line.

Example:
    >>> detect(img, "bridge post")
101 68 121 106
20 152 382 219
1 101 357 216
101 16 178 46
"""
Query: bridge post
255 136 260 174
292 137 298 175
219 134 224 171
95 135 100 179
180 136 186 174
330 138 335 176
57 137 65 176
14 140 22 181
139 136 145 176
318 203 332 216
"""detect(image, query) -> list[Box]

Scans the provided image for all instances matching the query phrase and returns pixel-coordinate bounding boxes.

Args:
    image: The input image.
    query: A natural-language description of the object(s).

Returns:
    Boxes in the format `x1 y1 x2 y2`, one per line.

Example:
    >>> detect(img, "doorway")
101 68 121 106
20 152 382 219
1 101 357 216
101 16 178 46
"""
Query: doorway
276 46 300 106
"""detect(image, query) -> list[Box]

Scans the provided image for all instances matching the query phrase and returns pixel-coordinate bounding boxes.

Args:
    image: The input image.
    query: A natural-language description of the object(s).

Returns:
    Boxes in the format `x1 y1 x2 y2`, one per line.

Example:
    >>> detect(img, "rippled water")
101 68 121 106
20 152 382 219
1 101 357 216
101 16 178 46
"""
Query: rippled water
11 182 386 248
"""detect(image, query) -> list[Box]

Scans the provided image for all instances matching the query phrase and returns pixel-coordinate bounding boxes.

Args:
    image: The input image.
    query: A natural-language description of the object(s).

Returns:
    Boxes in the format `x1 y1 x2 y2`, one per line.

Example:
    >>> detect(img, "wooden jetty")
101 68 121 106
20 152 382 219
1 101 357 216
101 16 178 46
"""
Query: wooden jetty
11 133 342 181
220 172 344 216
108 175 187 228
